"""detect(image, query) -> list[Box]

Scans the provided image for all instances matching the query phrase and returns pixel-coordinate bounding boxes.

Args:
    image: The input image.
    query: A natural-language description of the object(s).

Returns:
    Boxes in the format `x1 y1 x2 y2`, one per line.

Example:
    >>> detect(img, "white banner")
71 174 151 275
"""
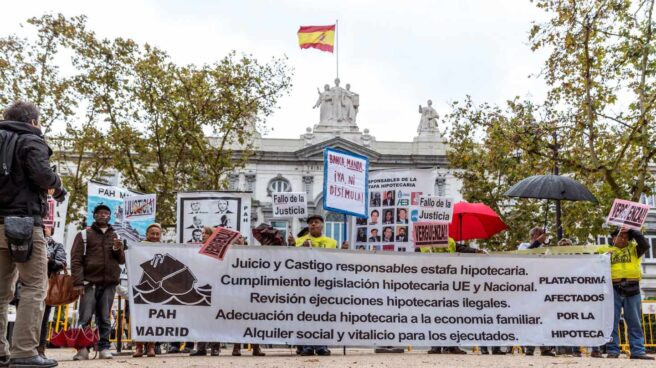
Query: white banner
323 148 369 218
126 245 613 346
176 191 252 244
272 192 307 218
350 168 436 252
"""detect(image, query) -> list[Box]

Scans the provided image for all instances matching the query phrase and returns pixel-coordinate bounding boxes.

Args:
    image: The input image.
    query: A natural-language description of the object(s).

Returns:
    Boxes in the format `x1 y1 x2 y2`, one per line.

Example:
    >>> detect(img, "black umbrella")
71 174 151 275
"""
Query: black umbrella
504 175 597 202
504 175 597 240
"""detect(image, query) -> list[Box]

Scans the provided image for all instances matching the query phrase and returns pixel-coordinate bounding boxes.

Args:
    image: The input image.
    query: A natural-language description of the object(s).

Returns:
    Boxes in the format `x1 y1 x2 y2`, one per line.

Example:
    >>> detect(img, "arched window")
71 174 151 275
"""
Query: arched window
267 175 291 196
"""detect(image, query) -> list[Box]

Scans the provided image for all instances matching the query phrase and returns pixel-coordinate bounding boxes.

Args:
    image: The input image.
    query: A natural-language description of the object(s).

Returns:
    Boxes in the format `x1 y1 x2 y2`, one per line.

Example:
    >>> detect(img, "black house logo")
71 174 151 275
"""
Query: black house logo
133 253 211 306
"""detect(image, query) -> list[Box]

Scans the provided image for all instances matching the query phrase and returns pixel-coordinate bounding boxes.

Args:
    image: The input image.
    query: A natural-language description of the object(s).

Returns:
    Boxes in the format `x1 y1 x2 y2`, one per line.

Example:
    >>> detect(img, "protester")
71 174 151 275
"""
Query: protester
38 226 67 359
292 215 337 250
289 215 335 356
419 237 485 355
556 238 573 247
517 227 547 250
0 101 65 368
597 228 654 360
70 204 125 360
132 223 163 358
191 226 221 357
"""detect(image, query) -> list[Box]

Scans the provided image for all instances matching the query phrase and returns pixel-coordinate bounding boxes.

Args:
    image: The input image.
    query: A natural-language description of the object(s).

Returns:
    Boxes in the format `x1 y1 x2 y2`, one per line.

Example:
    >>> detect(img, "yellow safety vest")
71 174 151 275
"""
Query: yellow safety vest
596 242 643 280
295 234 337 249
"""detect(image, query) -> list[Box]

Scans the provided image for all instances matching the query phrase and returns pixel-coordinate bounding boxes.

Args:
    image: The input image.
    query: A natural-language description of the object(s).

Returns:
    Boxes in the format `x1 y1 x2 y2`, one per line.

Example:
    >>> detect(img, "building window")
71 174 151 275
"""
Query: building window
271 221 288 242
228 174 240 191
245 174 256 192
640 192 656 208
303 175 314 198
324 212 346 243
267 175 291 196
436 177 446 196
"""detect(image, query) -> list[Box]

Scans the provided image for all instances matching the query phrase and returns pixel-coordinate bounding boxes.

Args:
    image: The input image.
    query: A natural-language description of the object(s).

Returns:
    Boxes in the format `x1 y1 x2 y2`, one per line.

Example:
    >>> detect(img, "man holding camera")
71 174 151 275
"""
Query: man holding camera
0 101 65 368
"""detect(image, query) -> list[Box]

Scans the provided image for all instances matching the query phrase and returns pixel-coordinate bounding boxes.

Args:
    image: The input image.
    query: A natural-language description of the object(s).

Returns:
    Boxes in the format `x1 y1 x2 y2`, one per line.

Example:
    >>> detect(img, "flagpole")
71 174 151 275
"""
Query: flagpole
336 19 339 79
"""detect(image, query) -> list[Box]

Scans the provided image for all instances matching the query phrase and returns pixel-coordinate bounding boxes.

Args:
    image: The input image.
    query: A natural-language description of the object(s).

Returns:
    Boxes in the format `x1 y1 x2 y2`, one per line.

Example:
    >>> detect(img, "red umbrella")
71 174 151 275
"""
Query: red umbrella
449 202 507 241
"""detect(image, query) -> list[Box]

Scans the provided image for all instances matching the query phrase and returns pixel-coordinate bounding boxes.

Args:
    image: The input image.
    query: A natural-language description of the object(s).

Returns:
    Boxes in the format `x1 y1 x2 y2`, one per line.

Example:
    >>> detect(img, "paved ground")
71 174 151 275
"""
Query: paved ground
45 348 655 368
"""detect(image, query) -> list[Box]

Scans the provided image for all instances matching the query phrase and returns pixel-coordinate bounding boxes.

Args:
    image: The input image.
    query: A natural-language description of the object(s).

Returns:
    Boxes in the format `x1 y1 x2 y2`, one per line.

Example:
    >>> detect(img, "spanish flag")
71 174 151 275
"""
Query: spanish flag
297 25 335 53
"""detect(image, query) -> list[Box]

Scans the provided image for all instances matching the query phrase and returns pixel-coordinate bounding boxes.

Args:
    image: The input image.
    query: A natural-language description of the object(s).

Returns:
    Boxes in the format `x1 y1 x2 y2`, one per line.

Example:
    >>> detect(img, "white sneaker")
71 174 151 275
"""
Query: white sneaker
99 349 114 359
73 347 89 360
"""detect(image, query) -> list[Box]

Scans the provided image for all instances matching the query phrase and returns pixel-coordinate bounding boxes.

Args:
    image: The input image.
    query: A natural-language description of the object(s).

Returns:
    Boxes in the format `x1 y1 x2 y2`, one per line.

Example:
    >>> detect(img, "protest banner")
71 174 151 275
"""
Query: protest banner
413 222 449 248
417 196 454 223
323 148 369 218
176 191 252 244
272 192 307 218
606 198 650 230
126 245 613 346
199 227 241 261
350 168 436 252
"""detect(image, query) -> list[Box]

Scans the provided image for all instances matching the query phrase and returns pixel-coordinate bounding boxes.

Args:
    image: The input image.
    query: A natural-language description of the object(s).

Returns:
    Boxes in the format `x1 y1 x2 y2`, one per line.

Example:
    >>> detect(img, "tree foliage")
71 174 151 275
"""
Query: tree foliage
0 14 293 227
448 0 656 249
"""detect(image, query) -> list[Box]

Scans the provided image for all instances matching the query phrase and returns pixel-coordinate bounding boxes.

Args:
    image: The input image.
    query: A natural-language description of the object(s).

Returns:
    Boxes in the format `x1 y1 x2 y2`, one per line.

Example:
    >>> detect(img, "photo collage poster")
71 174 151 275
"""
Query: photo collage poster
351 169 436 252
176 191 252 244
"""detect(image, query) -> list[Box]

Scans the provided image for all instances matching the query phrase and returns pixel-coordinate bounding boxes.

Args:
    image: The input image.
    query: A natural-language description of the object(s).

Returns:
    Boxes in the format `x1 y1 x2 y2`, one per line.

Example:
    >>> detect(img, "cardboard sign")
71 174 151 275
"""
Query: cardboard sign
323 148 369 218
43 198 56 227
417 196 454 223
606 199 650 230
272 192 307 218
124 194 157 221
413 222 449 248
199 227 241 261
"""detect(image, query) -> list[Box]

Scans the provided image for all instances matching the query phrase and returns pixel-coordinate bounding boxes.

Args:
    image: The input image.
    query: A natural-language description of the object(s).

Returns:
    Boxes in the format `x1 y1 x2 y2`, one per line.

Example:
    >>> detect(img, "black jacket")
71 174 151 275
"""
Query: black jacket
0 121 61 223
46 236 67 276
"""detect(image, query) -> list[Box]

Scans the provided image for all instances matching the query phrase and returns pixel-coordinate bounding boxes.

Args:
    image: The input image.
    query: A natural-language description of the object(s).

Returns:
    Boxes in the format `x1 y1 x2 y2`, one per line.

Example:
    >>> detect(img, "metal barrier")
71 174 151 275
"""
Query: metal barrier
619 301 656 353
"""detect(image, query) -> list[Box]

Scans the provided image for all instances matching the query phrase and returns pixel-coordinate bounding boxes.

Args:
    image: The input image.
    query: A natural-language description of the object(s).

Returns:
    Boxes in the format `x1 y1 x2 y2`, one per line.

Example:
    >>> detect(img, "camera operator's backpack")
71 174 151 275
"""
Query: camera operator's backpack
0 129 18 176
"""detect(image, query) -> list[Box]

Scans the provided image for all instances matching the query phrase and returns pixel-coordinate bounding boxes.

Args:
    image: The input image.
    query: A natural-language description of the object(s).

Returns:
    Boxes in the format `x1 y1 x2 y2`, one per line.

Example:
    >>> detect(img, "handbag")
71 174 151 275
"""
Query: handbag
50 326 99 349
45 269 80 306
4 216 34 263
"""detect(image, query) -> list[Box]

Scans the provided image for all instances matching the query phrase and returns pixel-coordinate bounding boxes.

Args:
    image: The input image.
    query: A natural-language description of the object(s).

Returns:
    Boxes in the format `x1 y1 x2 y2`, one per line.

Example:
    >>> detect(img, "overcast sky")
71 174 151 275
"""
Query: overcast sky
3 0 550 142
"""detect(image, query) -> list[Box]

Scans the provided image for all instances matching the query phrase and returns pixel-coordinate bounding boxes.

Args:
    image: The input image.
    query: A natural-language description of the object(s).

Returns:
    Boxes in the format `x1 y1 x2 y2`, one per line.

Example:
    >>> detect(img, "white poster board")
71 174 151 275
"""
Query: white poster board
350 168 436 252
176 191 252 244
323 148 369 218
272 192 308 218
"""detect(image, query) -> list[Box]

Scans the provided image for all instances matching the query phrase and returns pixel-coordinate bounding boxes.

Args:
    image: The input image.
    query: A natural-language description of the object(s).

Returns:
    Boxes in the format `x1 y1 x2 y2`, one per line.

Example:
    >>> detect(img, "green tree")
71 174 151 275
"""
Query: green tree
1 14 293 227
0 14 82 133
448 0 656 248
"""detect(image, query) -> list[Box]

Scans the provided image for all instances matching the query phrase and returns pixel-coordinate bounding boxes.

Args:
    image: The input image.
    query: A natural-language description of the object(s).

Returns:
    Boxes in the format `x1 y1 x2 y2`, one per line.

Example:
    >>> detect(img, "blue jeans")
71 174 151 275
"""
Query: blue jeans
607 286 645 356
